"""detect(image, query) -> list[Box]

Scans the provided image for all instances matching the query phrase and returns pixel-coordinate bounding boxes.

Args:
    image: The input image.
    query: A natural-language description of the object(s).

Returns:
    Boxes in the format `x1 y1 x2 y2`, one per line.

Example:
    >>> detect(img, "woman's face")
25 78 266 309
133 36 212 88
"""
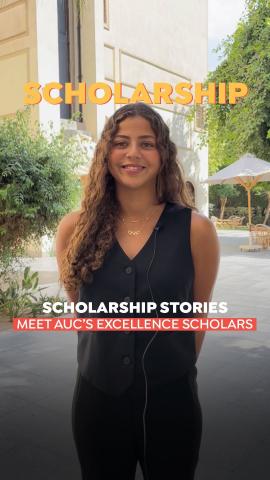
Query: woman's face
108 116 161 191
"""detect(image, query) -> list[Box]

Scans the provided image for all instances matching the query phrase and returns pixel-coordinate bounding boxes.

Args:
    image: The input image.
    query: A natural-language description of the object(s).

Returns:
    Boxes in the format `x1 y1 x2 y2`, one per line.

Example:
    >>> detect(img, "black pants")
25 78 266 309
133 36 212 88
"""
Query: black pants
72 368 202 480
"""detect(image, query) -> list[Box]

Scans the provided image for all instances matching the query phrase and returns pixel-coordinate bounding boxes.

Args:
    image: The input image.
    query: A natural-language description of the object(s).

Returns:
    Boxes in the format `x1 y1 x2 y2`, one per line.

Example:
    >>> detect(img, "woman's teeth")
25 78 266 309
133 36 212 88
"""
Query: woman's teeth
122 165 145 171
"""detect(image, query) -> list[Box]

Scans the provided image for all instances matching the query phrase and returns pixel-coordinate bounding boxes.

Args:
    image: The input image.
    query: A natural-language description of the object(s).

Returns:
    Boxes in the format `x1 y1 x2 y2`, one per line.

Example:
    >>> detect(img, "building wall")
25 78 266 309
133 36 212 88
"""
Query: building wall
0 0 61 130
35 0 61 131
78 0 106 140
0 0 38 122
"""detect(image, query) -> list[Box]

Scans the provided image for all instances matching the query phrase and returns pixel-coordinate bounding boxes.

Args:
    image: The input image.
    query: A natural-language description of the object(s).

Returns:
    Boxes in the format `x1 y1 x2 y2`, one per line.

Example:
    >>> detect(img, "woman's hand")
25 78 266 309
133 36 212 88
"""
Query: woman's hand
190 211 220 359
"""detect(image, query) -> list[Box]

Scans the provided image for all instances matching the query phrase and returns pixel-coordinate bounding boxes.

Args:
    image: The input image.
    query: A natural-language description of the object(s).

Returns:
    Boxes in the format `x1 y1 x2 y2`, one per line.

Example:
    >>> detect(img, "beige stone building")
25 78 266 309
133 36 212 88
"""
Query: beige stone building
0 0 208 251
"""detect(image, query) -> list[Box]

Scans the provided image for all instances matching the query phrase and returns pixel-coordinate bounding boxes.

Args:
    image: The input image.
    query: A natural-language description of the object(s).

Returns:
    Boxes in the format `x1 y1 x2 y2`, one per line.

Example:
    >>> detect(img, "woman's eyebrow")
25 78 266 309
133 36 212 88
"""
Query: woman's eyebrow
114 135 156 139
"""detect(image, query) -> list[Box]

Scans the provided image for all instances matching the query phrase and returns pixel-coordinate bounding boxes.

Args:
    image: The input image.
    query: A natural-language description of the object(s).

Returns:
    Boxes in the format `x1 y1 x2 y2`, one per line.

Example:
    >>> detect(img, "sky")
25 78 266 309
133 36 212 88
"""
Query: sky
208 0 246 71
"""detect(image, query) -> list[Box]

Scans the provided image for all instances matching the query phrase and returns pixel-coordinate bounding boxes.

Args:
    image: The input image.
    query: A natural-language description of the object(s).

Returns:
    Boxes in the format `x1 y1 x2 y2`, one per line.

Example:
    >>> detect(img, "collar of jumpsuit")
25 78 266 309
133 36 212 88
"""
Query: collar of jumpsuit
77 201 197 396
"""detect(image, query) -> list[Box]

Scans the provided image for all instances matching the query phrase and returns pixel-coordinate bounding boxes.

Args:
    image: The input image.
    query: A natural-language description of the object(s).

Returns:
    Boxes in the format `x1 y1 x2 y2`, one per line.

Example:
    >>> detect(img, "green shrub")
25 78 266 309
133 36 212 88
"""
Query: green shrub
0 266 65 322
0 108 87 273
210 206 265 225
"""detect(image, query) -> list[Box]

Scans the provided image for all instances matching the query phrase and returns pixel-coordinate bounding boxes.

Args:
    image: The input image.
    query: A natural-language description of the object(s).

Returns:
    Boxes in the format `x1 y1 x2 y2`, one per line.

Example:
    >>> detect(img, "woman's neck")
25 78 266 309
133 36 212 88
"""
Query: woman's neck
116 187 160 216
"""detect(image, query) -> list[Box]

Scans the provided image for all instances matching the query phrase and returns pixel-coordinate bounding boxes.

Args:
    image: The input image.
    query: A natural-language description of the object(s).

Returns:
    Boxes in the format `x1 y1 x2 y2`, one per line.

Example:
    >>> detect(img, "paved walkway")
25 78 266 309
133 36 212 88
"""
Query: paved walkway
0 231 269 479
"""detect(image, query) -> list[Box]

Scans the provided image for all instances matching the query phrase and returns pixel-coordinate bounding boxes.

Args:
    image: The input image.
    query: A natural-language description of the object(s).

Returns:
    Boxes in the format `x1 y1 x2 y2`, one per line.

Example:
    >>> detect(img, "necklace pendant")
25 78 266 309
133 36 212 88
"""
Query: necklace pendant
128 230 140 236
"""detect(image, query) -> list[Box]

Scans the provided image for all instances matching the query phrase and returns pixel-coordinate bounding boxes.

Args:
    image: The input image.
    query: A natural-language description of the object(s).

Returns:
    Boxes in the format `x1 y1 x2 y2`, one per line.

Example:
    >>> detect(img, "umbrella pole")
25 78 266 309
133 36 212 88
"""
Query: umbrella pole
237 178 256 247
247 187 252 246
247 187 252 226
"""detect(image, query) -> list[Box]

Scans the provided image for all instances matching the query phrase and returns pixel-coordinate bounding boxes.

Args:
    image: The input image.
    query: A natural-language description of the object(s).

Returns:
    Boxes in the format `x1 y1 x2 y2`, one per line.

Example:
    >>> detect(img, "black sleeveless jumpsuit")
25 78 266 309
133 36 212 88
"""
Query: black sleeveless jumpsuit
72 202 202 480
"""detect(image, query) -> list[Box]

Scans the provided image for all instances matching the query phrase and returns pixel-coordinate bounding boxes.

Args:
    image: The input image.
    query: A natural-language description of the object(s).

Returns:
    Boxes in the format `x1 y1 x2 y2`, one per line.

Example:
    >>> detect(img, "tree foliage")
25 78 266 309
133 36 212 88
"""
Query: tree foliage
0 108 86 272
199 0 270 223
203 0 270 173
209 185 240 219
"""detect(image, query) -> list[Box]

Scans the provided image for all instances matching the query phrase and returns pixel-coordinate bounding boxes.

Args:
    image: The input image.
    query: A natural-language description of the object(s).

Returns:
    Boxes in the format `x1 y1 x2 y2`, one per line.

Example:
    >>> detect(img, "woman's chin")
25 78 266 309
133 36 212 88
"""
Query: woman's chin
116 178 153 190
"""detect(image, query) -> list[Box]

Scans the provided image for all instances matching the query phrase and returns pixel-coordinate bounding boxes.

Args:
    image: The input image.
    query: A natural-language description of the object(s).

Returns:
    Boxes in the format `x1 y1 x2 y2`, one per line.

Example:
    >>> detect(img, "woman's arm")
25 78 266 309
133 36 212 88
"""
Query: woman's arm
190 211 220 360
55 211 81 303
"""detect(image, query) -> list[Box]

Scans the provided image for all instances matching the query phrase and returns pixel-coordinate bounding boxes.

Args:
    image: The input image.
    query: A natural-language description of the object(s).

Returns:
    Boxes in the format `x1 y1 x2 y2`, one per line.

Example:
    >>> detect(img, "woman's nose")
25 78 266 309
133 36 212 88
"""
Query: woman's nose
125 142 141 158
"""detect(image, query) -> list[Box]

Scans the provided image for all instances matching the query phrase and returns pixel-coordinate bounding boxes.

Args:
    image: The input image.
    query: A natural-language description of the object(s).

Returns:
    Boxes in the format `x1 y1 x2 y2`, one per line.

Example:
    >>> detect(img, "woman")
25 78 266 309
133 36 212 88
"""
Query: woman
56 102 220 480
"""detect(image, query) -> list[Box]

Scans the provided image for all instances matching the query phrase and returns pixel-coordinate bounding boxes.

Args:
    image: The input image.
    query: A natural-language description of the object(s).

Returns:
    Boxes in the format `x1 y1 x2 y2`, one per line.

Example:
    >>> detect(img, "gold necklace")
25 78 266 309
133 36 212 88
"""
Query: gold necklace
120 206 155 236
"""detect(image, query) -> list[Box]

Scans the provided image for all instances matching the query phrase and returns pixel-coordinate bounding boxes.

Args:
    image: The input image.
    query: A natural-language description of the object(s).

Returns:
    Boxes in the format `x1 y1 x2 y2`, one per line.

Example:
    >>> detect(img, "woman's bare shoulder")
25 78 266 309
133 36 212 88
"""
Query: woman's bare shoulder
57 210 81 230
56 210 82 245
191 210 216 235
190 210 219 256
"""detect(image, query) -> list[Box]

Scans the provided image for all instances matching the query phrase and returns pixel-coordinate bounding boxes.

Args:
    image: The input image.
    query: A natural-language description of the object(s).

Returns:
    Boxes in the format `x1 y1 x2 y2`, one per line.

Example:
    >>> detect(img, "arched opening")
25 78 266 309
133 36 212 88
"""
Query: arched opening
186 181 196 206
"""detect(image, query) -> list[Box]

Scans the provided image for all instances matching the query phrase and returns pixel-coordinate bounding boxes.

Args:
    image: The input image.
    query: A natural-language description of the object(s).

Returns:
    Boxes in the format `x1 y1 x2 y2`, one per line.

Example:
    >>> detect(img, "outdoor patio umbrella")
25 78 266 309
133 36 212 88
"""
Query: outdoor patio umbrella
202 153 270 227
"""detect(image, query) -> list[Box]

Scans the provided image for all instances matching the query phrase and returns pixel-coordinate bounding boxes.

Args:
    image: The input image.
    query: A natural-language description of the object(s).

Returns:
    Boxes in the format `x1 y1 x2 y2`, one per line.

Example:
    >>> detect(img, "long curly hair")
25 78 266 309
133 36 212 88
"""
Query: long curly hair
59 102 194 292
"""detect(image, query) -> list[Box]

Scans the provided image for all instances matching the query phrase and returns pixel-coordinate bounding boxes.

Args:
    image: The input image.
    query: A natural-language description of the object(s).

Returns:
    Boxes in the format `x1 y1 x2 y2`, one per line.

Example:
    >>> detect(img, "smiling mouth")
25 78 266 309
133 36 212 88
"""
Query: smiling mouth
121 164 146 172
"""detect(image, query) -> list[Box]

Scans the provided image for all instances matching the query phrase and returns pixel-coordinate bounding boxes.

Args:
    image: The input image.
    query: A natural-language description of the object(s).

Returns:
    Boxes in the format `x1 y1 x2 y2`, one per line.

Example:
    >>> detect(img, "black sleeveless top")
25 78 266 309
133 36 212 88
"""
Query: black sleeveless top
77 202 196 396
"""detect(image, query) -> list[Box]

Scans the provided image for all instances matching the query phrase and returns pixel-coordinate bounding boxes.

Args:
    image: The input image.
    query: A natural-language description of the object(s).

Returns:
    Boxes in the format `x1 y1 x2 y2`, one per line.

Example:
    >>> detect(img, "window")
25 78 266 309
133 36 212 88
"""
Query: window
57 0 71 119
103 0 109 29
64 0 83 122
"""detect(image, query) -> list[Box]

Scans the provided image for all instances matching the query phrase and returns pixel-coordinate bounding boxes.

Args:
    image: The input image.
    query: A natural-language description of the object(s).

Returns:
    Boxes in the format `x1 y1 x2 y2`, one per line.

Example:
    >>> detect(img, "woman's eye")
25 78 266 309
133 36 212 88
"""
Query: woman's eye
141 142 155 148
113 141 127 147
112 141 155 148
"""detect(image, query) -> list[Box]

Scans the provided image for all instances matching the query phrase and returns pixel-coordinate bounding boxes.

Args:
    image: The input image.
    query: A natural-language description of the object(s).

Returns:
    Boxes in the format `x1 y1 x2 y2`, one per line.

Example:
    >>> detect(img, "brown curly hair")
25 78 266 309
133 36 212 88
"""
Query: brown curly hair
59 102 194 293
